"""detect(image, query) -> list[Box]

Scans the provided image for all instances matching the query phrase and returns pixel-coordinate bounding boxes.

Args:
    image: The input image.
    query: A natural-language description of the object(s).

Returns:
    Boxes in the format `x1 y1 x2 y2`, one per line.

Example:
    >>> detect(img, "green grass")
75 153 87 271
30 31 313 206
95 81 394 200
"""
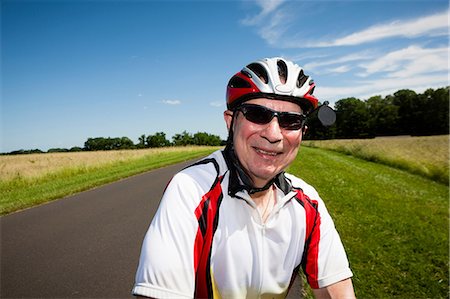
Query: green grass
303 136 449 185
288 146 449 298
0 147 219 215
2 142 448 297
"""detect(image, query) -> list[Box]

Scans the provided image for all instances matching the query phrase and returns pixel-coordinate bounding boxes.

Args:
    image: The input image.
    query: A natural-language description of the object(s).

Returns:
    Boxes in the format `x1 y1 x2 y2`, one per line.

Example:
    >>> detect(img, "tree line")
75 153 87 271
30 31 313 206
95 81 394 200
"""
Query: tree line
3 131 224 155
3 86 448 155
84 131 223 151
305 87 449 140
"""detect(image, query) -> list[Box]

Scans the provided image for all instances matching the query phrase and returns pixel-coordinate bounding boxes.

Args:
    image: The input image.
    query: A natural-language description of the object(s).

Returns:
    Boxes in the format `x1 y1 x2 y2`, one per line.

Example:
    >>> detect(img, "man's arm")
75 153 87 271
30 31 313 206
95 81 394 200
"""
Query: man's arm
312 278 355 299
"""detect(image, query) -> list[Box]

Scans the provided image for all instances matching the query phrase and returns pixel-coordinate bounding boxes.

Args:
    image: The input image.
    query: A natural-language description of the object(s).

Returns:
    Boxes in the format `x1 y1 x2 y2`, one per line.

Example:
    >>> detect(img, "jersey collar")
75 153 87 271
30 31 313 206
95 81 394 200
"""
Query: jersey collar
222 145 292 197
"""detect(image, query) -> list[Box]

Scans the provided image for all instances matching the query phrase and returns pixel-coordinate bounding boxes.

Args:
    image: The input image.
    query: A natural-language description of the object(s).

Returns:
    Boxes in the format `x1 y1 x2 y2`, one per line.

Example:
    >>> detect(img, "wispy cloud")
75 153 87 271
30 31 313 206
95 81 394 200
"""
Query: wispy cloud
241 2 449 102
242 2 449 49
241 0 286 26
357 45 449 78
240 0 293 47
317 73 449 103
301 52 375 75
161 100 181 105
209 101 224 108
311 10 449 47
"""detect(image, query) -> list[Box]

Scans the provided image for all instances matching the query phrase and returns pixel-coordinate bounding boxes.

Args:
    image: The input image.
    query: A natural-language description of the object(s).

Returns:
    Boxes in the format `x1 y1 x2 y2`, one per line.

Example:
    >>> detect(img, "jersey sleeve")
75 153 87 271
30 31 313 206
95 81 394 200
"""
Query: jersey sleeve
132 172 202 298
301 185 353 289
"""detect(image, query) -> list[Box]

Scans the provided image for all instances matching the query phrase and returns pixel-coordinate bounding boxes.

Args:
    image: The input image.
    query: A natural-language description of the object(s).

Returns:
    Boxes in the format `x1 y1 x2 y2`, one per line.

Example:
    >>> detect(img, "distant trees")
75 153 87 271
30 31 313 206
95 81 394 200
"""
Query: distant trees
80 131 223 152
4 86 448 154
146 132 171 148
84 137 134 151
305 87 449 140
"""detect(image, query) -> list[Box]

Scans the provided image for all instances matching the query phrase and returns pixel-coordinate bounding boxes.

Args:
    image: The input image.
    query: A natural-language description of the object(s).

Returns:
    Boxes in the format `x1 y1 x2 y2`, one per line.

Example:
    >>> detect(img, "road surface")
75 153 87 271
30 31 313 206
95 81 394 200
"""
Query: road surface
1 158 303 298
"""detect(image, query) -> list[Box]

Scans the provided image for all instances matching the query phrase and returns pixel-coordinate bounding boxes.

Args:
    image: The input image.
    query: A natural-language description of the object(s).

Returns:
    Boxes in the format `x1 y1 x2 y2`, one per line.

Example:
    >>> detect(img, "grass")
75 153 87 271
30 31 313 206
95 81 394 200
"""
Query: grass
0 146 220 215
1 137 449 297
303 135 449 185
288 146 449 298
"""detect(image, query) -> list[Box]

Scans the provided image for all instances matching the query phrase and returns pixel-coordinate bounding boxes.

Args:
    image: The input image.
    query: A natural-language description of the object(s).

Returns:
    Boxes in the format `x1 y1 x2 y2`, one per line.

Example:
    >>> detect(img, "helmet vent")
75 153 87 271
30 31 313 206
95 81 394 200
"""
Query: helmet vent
297 70 308 88
228 75 252 88
246 63 268 84
277 59 288 84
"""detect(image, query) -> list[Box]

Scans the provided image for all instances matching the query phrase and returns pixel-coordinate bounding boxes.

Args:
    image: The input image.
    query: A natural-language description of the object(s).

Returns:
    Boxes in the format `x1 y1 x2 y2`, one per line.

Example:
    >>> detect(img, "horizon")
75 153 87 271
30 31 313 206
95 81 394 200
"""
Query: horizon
2 0 449 153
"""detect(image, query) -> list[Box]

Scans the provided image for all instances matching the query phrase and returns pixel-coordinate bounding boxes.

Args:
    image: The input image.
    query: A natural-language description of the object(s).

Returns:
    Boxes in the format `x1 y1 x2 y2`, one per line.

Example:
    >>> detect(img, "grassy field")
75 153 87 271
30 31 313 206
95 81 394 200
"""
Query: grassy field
303 135 449 185
0 146 221 215
1 137 448 297
289 145 449 298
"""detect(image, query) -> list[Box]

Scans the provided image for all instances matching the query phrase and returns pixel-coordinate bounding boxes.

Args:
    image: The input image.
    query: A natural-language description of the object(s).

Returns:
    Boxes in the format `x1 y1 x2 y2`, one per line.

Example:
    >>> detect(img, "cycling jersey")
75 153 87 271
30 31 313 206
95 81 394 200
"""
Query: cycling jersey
132 149 352 298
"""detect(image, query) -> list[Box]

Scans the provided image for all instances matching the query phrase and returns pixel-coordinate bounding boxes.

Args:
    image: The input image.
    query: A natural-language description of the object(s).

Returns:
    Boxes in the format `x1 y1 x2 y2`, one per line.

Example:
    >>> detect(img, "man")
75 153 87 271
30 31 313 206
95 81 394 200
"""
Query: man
133 57 355 298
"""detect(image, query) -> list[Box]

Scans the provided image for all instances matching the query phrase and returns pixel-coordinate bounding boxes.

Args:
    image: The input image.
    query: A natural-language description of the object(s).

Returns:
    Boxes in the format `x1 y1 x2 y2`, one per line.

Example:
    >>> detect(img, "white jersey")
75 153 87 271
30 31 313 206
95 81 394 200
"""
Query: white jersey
133 149 352 298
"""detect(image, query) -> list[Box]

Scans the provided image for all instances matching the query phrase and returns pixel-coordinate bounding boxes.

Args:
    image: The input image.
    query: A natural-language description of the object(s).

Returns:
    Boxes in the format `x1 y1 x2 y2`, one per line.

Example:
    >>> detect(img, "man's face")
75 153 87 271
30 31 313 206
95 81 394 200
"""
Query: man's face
224 98 304 188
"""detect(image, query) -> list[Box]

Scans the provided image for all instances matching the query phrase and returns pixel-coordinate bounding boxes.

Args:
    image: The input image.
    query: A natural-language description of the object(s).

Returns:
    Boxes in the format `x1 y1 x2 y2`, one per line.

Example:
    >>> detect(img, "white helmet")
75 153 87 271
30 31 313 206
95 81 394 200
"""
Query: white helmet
226 57 319 113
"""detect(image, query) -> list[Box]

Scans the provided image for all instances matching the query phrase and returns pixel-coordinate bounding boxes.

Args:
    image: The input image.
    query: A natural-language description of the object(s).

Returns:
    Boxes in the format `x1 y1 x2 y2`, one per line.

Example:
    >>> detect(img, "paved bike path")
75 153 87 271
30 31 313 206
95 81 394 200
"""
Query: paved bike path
2 159 302 298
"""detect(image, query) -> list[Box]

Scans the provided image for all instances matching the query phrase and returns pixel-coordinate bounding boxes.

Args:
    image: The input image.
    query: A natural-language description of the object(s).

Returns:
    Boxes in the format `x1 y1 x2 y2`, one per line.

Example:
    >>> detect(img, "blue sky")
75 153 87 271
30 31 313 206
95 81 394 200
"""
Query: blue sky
2 0 449 152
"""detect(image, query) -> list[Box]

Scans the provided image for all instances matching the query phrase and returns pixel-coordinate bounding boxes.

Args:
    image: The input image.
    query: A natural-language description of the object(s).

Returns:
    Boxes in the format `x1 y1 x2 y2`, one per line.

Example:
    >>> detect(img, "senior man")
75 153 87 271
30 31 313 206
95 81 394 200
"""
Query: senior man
133 57 355 299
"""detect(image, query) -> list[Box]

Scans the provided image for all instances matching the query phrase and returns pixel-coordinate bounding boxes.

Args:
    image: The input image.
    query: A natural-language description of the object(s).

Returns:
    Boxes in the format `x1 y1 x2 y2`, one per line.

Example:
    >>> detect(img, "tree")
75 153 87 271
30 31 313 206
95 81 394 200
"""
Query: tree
172 131 194 146
366 95 399 136
392 89 419 135
146 132 170 148
193 132 222 146
137 134 146 149
84 137 135 151
334 97 371 139
418 87 449 135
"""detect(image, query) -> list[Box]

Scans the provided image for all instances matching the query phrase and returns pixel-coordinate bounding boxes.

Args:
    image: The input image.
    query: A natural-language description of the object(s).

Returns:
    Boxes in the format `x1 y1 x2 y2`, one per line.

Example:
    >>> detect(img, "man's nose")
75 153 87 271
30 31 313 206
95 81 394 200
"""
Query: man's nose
261 117 283 143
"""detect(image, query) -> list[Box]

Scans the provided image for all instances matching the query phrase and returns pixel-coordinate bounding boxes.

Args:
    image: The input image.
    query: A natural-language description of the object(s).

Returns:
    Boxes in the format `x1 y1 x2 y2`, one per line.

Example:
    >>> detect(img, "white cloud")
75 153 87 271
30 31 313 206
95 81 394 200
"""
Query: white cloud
309 10 449 47
317 73 449 103
303 52 375 70
300 51 376 75
242 1 448 49
241 0 286 26
162 100 181 105
358 45 449 78
210 101 224 108
324 65 352 74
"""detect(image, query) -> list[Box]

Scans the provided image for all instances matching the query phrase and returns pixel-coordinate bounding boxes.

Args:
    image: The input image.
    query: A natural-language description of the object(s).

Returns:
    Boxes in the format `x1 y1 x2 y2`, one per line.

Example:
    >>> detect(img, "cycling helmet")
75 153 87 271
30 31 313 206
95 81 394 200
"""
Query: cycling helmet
226 57 319 113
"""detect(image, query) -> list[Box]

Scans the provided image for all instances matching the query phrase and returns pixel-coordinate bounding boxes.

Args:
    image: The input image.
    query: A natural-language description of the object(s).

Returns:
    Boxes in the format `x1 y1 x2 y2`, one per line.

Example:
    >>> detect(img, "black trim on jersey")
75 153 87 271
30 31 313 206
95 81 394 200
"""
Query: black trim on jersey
184 158 220 176
198 199 209 236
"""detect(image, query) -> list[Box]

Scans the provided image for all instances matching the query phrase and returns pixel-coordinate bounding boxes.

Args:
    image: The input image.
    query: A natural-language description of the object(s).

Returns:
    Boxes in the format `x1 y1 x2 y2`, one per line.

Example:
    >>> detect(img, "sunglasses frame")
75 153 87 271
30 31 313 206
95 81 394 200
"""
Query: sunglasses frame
236 103 307 131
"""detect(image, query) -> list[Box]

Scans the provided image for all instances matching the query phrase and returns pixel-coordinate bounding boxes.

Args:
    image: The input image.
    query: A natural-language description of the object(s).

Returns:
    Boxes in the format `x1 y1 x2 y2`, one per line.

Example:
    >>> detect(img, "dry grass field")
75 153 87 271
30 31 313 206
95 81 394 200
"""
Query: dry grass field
0 146 219 182
303 135 449 184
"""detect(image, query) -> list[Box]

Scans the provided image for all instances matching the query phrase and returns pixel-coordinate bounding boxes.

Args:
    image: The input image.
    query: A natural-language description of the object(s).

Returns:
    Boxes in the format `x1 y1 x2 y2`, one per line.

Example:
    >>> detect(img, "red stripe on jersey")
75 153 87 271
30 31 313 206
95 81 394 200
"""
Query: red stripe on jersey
193 175 224 298
294 189 321 289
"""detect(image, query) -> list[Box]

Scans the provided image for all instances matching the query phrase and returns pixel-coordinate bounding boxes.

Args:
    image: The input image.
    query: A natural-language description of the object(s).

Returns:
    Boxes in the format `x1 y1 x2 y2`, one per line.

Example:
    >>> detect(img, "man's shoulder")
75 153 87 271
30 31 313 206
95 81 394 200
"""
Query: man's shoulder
284 172 320 199
176 149 227 186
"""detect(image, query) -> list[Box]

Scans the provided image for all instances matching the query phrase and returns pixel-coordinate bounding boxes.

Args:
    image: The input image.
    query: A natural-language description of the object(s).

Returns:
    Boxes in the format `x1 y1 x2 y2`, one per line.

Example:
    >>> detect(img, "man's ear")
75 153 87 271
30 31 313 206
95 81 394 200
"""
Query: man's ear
224 110 234 131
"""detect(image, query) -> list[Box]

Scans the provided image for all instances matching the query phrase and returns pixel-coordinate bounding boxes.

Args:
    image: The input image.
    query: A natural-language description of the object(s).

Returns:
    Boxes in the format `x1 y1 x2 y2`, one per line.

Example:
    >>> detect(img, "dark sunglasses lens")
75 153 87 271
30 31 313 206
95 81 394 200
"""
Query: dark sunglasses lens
242 106 273 124
241 105 305 130
278 114 304 130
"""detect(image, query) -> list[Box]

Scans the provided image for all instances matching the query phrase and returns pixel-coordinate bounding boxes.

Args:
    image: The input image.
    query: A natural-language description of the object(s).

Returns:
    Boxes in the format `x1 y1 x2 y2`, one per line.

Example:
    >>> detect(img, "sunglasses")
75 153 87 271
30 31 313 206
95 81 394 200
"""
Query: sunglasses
236 104 306 130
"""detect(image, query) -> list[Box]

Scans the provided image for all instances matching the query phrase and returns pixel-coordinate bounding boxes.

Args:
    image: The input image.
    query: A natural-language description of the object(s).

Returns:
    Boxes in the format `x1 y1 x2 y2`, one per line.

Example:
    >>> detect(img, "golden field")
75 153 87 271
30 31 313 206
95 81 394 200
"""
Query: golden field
302 135 449 184
0 146 219 182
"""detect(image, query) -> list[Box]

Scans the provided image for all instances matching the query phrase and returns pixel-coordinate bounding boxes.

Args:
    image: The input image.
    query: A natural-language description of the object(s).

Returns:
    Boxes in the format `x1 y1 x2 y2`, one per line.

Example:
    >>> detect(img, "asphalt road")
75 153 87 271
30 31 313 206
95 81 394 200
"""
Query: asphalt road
2 159 303 298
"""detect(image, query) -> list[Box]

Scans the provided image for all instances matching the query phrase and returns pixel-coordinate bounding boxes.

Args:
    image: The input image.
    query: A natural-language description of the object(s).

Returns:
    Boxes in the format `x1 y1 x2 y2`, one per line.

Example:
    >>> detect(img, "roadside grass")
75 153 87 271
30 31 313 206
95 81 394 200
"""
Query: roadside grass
2 137 449 297
0 146 220 215
289 146 449 298
303 135 449 185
